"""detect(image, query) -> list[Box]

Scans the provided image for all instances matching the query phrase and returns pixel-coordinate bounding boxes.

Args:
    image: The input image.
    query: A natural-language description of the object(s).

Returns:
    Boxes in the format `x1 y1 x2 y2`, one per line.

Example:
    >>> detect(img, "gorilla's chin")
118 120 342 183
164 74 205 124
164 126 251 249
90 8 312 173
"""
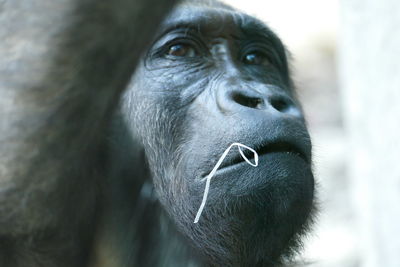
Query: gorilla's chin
167 154 315 266
173 189 314 266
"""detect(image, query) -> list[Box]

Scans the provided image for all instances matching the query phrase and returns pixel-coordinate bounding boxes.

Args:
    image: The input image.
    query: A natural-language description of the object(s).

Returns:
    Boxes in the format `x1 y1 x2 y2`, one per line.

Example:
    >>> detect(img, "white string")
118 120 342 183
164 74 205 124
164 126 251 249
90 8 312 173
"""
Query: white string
194 142 259 223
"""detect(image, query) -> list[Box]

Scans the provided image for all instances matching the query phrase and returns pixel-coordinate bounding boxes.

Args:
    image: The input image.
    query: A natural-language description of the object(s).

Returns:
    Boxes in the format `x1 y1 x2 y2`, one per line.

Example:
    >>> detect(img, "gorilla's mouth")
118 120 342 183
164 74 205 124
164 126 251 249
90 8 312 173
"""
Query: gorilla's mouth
220 141 309 170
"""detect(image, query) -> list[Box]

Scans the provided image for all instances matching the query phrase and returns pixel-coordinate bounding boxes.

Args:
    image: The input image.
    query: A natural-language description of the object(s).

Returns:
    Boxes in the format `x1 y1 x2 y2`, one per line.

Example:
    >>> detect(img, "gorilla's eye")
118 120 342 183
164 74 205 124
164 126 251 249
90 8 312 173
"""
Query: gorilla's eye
243 52 269 65
167 43 197 57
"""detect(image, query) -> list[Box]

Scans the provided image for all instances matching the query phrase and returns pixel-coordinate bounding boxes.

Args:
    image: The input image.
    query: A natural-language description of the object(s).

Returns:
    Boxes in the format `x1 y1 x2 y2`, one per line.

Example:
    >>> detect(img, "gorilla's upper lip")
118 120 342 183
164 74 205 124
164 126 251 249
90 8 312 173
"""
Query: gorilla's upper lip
218 141 309 170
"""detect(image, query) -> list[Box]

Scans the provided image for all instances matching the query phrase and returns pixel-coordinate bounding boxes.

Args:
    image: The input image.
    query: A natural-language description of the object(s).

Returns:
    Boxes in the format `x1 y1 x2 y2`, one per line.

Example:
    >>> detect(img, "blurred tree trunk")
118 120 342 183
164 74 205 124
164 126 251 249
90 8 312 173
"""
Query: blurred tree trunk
339 0 400 266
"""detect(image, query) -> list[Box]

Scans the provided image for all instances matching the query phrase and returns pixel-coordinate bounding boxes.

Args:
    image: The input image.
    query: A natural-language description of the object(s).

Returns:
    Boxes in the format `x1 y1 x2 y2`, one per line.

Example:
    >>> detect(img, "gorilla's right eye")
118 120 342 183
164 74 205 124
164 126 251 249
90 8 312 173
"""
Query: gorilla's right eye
167 43 197 57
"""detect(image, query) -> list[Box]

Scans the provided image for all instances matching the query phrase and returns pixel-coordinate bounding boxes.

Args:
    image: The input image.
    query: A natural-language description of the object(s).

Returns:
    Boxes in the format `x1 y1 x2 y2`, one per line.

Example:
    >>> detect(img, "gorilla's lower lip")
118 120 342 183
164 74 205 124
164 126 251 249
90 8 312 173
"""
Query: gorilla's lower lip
218 142 308 171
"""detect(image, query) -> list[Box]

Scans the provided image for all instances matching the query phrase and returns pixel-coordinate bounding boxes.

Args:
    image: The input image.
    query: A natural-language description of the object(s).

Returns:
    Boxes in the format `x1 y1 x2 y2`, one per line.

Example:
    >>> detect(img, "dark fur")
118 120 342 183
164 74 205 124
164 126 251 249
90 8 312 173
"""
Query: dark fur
0 0 177 266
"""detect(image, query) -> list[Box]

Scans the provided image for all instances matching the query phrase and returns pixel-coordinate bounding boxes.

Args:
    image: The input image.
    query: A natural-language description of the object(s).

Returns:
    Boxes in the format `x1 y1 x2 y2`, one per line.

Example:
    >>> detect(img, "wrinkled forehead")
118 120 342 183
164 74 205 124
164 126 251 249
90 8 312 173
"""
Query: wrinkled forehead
157 3 274 39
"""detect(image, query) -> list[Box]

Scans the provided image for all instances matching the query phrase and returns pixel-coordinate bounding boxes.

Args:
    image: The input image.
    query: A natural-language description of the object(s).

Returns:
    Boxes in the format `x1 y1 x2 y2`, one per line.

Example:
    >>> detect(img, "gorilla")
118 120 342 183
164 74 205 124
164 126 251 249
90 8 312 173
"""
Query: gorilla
0 0 315 267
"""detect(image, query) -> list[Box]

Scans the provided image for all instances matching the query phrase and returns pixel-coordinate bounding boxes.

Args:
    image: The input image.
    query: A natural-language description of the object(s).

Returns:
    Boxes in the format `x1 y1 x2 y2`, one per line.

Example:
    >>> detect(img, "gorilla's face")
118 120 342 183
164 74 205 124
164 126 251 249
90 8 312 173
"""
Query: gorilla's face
122 3 314 265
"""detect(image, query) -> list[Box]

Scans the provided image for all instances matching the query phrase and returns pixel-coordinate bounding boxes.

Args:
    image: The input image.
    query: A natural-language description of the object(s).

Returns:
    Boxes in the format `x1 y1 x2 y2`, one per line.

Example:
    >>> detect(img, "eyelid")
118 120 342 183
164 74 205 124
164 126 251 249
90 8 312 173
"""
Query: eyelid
153 27 201 48
241 42 269 54
151 31 208 59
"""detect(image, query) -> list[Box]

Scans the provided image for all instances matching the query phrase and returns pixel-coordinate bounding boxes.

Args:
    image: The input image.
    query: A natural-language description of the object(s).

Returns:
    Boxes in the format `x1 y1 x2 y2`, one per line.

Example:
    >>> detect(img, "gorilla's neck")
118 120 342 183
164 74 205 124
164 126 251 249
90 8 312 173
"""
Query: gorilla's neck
91 117 203 266
137 185 204 267
92 178 203 267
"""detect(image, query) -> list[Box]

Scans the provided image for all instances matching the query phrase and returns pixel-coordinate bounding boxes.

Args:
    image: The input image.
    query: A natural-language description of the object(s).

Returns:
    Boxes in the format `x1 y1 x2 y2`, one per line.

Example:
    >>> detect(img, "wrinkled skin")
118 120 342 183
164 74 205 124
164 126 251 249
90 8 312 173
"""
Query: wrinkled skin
109 1 315 266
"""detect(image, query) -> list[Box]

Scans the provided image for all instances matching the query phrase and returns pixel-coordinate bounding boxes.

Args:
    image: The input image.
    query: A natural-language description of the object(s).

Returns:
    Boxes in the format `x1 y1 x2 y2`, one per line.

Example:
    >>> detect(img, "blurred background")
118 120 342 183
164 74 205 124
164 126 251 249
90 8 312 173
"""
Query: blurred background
224 0 400 266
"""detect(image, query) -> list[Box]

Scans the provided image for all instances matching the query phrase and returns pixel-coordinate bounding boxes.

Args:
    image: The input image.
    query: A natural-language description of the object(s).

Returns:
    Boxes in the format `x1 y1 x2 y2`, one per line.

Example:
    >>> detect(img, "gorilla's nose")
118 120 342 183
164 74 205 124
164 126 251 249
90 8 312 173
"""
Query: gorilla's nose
222 88 302 118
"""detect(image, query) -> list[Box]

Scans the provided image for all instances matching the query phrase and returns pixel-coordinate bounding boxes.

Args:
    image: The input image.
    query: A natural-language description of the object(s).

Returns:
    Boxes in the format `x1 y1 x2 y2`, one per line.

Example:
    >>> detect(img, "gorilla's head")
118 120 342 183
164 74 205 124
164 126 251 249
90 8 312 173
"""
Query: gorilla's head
121 1 315 265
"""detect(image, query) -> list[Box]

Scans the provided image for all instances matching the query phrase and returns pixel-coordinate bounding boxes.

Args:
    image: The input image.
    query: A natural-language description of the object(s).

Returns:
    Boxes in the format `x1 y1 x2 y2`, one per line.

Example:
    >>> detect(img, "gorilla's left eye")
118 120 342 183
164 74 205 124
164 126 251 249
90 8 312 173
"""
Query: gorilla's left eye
243 52 269 66
167 43 197 57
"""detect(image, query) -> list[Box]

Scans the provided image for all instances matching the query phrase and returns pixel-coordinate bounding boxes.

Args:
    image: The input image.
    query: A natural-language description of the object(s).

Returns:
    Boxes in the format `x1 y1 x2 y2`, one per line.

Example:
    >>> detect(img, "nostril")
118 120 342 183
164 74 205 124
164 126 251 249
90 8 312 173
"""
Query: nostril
232 92 263 109
270 97 292 112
